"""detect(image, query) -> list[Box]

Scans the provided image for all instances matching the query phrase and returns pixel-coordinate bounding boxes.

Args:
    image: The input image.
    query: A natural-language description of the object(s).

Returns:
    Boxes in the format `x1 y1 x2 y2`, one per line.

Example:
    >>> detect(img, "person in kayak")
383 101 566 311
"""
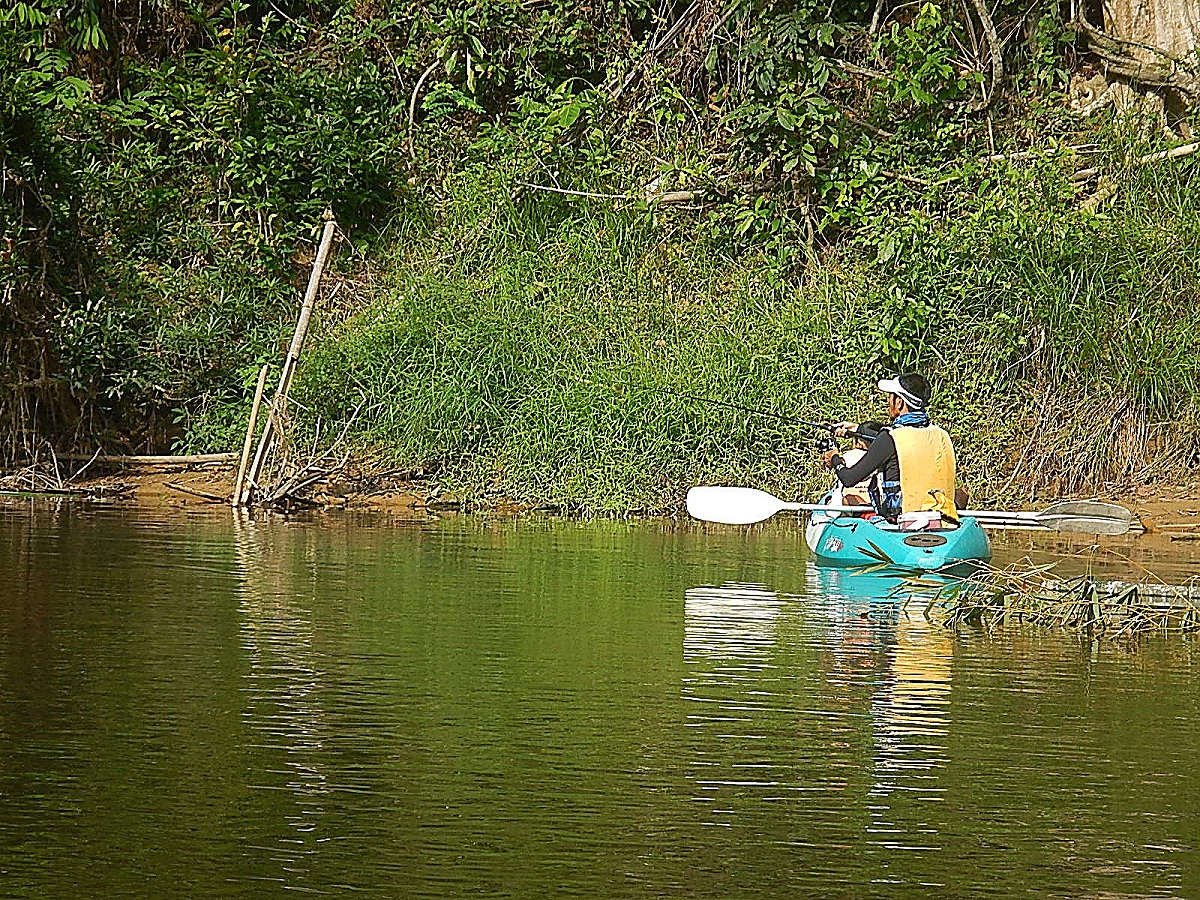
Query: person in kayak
819 374 959 526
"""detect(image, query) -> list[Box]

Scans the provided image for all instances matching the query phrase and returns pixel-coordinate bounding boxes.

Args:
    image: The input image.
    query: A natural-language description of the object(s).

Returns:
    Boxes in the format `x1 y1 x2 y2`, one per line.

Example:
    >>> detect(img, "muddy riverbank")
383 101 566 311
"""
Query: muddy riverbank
10 461 1200 537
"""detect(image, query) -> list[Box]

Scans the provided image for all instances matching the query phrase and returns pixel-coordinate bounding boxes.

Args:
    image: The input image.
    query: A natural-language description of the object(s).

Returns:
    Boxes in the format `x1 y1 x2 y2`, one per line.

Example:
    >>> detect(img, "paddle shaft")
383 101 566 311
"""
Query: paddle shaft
686 486 1134 533
781 503 873 513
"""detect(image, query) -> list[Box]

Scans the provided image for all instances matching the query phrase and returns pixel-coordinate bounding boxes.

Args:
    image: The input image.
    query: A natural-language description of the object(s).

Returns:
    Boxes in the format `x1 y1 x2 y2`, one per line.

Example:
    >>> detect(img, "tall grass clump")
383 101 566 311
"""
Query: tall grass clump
296 172 880 511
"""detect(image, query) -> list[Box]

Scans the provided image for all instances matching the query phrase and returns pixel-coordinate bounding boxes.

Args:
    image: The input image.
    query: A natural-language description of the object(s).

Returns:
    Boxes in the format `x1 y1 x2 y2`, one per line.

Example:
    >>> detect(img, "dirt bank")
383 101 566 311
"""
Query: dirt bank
1 461 430 516
8 461 1200 537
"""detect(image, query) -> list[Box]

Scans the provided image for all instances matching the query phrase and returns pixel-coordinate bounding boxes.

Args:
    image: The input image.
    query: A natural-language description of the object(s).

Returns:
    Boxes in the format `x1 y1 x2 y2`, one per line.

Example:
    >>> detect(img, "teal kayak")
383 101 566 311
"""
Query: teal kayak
805 503 991 571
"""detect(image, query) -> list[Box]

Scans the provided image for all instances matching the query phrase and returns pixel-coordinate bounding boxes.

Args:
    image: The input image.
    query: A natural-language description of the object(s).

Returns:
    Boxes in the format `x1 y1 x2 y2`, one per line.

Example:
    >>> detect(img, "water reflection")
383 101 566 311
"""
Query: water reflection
683 583 786 664
4 503 1199 898
865 610 952 857
810 565 956 863
683 565 955 868
232 510 333 887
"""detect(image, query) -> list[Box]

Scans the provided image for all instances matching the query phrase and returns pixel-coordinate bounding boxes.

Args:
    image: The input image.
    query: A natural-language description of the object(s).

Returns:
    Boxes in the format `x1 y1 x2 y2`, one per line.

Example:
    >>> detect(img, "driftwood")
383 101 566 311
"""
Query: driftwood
165 482 226 503
56 452 237 464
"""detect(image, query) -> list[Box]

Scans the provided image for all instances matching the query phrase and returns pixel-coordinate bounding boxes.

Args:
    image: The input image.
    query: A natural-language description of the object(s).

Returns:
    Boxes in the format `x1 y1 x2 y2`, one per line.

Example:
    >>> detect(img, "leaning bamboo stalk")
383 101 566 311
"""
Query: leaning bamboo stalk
243 211 338 505
232 363 270 506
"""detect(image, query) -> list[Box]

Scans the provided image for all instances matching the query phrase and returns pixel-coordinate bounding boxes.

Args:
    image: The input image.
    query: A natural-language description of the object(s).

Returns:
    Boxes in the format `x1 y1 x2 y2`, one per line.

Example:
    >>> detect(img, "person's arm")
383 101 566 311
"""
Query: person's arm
829 431 895 487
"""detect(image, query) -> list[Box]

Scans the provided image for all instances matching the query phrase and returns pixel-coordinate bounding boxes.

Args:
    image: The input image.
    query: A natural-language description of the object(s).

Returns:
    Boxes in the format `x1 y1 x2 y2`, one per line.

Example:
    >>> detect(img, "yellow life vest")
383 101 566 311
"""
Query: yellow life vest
890 424 958 519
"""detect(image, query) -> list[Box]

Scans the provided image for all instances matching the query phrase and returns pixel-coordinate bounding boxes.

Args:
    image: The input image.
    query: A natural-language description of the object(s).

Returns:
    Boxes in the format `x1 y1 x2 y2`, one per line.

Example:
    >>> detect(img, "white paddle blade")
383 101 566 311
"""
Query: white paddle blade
686 486 786 525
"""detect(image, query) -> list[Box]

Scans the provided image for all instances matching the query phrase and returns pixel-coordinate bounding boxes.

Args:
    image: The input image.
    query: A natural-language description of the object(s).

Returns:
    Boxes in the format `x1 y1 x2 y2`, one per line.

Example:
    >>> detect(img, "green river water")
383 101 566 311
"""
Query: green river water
1 499 1199 898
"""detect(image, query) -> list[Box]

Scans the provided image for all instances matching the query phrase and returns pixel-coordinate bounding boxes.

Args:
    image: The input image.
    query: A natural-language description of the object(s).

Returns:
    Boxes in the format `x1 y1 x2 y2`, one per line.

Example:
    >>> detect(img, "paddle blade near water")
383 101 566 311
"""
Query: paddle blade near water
1039 500 1135 535
966 500 1136 535
686 486 788 525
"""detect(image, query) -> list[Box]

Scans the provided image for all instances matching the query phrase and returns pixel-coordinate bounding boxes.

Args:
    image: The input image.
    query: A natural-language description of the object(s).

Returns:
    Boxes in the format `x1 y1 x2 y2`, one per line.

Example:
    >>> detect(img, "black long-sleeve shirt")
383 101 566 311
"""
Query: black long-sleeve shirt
831 430 900 493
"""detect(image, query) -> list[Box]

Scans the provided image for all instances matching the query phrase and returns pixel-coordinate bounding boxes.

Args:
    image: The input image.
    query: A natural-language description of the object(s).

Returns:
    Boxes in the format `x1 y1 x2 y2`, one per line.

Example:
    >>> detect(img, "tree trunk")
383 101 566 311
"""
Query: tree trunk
1075 0 1200 101
1101 0 1199 64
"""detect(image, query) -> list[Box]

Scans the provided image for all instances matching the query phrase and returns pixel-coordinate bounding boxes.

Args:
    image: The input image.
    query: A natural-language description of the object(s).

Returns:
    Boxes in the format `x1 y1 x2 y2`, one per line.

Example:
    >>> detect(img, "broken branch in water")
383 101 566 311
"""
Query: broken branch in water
917 562 1200 639
165 482 226 503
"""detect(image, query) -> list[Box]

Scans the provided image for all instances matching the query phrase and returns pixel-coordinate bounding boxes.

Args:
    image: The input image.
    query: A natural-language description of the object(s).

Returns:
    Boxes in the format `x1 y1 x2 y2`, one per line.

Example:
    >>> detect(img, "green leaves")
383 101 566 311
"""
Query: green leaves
5 2 50 27
876 2 980 112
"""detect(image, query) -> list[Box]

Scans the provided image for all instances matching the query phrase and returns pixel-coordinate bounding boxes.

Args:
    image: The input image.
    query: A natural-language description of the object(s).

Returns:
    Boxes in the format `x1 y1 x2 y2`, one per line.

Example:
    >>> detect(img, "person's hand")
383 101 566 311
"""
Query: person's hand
831 421 858 438
820 449 840 469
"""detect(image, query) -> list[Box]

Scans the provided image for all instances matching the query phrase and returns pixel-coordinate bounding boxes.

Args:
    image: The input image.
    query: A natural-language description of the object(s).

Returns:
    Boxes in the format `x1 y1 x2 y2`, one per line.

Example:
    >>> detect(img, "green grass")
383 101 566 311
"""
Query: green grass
281 157 1200 513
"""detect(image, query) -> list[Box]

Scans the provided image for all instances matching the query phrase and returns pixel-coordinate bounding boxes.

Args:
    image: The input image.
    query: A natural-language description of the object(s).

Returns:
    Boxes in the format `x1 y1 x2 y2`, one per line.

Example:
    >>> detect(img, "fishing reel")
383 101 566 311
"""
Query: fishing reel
814 436 838 455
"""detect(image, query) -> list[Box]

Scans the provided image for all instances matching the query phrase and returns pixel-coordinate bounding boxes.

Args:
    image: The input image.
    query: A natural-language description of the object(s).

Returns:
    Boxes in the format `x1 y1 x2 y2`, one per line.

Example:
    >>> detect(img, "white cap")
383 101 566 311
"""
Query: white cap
878 376 926 409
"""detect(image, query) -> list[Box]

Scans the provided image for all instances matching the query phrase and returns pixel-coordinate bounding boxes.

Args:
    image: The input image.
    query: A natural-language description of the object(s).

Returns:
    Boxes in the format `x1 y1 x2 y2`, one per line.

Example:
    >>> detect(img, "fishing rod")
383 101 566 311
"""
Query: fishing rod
644 386 877 442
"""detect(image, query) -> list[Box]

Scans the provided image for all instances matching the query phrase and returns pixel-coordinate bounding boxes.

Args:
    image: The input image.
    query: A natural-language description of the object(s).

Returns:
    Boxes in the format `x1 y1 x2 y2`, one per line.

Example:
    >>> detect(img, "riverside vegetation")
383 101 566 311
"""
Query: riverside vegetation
3 0 1200 512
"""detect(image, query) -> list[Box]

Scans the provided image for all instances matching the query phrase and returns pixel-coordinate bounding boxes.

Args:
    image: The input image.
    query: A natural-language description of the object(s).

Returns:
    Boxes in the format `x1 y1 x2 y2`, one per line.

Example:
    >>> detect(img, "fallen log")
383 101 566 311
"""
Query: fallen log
56 453 237 465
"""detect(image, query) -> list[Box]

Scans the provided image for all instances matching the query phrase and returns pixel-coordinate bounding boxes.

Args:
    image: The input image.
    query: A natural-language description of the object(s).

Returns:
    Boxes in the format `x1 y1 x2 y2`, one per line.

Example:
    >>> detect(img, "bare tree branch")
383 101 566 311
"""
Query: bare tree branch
967 0 1004 111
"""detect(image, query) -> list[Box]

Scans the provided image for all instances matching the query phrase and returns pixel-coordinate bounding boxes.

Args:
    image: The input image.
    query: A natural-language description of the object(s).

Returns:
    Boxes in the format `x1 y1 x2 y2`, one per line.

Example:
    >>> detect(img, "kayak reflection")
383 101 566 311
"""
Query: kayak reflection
682 572 954 861
811 562 955 849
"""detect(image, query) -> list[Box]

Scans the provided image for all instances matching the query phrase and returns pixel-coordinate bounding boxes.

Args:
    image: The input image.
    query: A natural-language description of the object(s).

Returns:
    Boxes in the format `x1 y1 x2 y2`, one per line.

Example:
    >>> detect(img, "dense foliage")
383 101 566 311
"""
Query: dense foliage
2 0 1199 506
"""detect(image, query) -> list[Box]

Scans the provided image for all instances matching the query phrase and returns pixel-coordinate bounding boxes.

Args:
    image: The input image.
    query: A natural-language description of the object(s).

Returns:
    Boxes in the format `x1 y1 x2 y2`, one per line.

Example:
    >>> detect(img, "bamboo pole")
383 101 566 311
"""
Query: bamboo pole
232 363 270 506
243 211 338 505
